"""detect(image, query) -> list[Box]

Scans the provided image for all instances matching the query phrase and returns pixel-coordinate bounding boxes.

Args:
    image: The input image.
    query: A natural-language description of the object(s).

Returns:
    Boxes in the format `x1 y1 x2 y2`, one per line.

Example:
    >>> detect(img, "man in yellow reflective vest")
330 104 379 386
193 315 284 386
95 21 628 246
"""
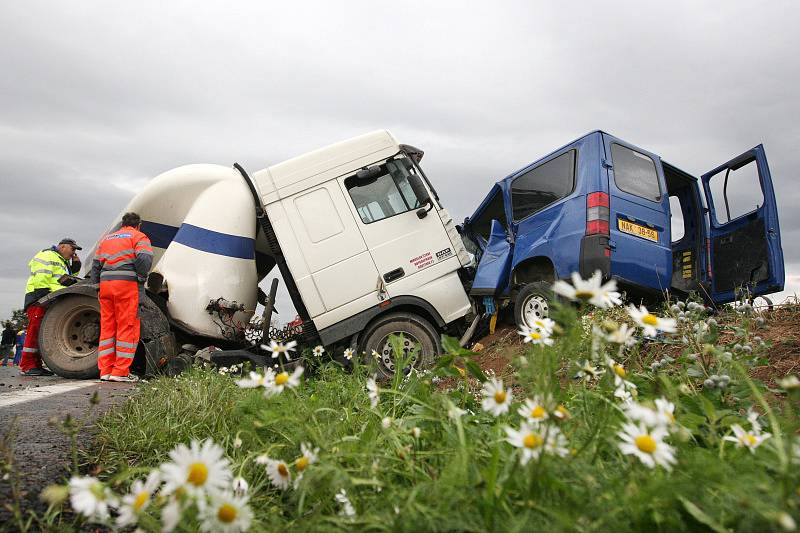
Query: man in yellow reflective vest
20 238 82 376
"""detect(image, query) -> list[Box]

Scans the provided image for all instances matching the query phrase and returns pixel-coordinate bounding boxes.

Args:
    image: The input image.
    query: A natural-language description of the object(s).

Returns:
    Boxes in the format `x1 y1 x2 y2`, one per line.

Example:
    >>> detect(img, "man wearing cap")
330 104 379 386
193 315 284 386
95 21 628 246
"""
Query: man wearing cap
20 238 82 376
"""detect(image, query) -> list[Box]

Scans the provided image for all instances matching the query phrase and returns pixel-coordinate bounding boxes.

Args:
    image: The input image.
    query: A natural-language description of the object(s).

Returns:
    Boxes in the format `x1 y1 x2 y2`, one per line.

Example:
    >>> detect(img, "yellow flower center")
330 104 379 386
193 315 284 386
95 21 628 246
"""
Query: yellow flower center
741 433 758 447
613 365 626 378
277 463 289 478
635 434 657 454
528 331 541 340
187 463 208 486
494 390 507 404
133 491 149 511
456 366 466 377
531 405 547 419
642 314 658 326
523 433 543 449
574 290 595 300
556 405 569 418
296 456 310 471
275 372 289 386
217 503 238 523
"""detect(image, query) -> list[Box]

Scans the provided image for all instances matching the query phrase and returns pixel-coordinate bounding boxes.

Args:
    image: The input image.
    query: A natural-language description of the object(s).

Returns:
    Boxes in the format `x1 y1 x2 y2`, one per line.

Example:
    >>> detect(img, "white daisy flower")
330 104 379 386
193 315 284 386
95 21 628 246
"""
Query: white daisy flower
618 422 676 470
746 408 762 433
505 423 568 465
553 404 570 420
654 398 676 426
723 424 771 452
371 349 381 360
160 439 232 497
264 366 304 397
481 377 513 416
623 399 675 429
366 376 379 408
343 348 354 360
263 339 297 359
576 360 605 382
312 345 325 357
116 471 160 527
232 476 249 497
233 436 243 449
161 497 186 532
257 456 292 490
382 416 393 429
235 369 274 389
517 396 551 425
199 491 253 533
553 271 622 308
448 404 467 420
517 325 554 346
614 384 635 404
68 476 117 523
605 323 638 346
627 305 677 337
335 488 356 517
411 427 421 439
296 442 319 473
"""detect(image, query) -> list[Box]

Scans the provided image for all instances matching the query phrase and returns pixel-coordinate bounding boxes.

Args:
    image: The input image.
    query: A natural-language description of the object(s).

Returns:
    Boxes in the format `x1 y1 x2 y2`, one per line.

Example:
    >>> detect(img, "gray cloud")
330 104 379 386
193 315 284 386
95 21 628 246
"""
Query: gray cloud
2 0 799 319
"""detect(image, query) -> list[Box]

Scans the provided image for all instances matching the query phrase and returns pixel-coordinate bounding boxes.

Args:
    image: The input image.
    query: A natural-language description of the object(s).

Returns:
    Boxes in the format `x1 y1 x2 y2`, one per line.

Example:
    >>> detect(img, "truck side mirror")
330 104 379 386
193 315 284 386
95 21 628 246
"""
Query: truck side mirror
409 174 433 219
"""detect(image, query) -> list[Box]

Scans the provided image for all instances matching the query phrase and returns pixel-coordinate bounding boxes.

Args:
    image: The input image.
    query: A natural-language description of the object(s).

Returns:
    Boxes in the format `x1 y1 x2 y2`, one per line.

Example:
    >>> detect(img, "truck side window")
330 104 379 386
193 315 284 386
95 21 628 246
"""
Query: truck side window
611 144 661 201
511 150 576 222
345 164 419 224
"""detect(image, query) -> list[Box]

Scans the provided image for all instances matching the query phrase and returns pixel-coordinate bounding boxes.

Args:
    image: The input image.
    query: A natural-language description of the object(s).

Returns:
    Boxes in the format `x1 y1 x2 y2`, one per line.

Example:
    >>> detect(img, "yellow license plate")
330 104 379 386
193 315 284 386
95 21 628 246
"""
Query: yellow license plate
618 219 659 242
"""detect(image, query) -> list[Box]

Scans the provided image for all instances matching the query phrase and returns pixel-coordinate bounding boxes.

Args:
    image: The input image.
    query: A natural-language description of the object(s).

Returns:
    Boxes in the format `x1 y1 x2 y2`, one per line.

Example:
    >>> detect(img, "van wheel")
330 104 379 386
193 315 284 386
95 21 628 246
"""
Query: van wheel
514 282 554 330
38 295 101 379
358 312 440 380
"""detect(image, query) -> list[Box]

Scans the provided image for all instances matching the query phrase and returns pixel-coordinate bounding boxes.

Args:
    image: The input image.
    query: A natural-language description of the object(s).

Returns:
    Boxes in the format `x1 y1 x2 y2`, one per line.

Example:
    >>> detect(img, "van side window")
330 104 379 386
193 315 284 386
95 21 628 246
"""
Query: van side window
611 144 661 201
511 150 576 222
470 190 507 241
345 162 420 224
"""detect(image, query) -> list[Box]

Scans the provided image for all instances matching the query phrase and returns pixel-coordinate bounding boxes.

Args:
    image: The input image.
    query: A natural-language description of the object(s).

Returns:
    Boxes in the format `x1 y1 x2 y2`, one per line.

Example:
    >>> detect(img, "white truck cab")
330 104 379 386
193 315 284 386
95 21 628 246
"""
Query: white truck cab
252 131 473 374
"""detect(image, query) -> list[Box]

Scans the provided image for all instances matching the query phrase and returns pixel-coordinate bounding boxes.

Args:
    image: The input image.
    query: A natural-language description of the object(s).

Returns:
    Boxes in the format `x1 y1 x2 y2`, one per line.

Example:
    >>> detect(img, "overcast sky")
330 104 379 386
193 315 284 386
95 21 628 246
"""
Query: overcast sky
2 0 799 323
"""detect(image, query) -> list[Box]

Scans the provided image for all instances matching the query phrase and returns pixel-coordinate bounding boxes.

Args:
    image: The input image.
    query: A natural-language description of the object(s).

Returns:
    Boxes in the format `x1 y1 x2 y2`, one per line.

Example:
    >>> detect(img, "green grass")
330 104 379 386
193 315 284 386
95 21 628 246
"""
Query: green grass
81 300 800 532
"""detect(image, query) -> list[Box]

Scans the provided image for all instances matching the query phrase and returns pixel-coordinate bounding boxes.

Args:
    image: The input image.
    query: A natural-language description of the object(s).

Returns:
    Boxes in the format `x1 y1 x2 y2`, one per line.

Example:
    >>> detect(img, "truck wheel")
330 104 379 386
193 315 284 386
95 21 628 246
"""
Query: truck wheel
514 282 554 330
358 312 440 379
38 295 101 379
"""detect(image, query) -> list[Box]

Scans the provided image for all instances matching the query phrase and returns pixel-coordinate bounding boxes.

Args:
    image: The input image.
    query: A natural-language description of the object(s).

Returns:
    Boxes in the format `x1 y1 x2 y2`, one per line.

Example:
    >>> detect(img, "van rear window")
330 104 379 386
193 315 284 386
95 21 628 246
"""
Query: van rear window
511 150 576 222
611 144 661 201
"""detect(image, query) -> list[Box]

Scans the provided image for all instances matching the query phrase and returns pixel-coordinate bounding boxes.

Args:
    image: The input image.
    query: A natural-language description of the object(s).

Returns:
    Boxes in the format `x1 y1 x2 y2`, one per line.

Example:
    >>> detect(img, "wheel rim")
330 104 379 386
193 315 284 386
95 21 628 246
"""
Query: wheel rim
377 333 421 374
522 294 549 327
56 304 101 360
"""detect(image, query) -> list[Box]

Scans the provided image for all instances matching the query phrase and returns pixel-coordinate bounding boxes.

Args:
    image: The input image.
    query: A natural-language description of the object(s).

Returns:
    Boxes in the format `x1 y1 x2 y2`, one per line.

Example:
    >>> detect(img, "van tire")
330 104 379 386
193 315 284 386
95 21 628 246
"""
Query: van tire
358 312 440 380
514 282 555 330
38 295 101 379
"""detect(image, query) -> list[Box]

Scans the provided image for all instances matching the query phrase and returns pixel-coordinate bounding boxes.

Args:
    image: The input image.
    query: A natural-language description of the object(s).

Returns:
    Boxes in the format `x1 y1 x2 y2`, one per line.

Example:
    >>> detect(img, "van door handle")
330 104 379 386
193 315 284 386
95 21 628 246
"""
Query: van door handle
383 268 405 283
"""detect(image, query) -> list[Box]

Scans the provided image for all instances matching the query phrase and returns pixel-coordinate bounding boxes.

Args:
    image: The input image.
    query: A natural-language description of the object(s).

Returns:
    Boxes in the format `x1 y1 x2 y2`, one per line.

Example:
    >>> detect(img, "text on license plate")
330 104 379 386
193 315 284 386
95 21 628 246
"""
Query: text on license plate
618 219 658 242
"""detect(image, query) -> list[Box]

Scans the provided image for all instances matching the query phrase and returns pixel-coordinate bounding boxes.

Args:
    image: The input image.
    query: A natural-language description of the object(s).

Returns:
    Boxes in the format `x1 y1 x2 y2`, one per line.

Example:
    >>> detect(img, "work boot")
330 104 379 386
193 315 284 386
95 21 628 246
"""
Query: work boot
20 367 54 376
109 374 139 383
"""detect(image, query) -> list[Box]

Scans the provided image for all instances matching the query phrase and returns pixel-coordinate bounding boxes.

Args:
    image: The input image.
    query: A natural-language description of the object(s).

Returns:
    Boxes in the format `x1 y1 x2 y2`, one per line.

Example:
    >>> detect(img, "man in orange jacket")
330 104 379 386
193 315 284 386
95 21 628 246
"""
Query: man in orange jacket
90 212 153 382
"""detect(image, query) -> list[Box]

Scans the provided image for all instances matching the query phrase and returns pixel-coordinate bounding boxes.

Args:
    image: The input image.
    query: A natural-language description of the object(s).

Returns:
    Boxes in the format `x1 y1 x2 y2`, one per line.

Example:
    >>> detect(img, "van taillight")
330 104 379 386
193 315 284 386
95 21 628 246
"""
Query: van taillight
586 192 610 236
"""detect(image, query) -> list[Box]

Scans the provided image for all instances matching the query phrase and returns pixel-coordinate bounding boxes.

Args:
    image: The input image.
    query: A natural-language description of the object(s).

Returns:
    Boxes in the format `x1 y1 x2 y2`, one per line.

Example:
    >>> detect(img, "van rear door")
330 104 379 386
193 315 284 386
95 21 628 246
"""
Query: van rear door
700 145 784 304
603 134 672 293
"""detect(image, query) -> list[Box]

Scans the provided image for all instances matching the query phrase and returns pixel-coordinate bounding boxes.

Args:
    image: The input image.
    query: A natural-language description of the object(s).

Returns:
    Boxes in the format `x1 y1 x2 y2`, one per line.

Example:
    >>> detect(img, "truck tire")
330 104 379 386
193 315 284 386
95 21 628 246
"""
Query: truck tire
358 312 440 380
38 295 101 379
514 282 555 330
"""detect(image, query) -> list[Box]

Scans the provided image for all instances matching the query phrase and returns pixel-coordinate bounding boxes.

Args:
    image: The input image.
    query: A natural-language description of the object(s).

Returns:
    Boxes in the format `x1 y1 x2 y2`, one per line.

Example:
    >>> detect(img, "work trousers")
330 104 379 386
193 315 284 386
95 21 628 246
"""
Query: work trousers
20 305 45 372
98 280 140 377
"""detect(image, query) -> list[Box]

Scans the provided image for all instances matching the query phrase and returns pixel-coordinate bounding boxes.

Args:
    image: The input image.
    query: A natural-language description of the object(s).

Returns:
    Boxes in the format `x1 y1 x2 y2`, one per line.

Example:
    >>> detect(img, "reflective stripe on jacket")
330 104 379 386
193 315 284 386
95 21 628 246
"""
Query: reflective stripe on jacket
24 248 72 308
90 226 153 283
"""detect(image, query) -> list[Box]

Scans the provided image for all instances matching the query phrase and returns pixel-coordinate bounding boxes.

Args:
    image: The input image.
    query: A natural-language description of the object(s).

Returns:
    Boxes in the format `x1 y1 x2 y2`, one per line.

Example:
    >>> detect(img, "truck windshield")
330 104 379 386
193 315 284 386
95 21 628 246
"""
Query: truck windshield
345 159 421 224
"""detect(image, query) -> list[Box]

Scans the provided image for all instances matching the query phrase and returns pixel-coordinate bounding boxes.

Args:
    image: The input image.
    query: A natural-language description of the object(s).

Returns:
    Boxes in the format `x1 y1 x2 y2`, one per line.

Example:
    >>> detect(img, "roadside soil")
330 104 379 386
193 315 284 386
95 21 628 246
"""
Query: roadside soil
0 368 134 526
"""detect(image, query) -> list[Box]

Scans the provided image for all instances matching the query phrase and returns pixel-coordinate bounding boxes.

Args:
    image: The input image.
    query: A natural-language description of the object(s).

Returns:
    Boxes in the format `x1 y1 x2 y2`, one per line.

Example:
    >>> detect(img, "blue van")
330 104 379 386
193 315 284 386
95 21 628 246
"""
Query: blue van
461 131 784 329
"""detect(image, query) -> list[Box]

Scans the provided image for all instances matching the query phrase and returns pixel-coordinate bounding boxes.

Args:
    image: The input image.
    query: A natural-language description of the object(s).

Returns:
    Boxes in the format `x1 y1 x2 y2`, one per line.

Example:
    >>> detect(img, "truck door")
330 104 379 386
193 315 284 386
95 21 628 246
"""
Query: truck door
603 134 672 292
700 145 784 304
341 158 457 296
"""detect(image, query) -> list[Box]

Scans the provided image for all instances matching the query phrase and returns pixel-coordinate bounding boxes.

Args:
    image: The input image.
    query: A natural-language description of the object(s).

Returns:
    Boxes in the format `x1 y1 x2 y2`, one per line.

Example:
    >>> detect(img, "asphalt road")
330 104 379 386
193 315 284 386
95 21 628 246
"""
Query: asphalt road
0 365 135 525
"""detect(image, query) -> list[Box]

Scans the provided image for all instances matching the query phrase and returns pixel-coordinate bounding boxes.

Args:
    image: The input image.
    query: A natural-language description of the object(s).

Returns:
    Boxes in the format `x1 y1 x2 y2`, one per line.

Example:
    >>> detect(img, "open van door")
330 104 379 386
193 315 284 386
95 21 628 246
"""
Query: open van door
701 145 784 304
